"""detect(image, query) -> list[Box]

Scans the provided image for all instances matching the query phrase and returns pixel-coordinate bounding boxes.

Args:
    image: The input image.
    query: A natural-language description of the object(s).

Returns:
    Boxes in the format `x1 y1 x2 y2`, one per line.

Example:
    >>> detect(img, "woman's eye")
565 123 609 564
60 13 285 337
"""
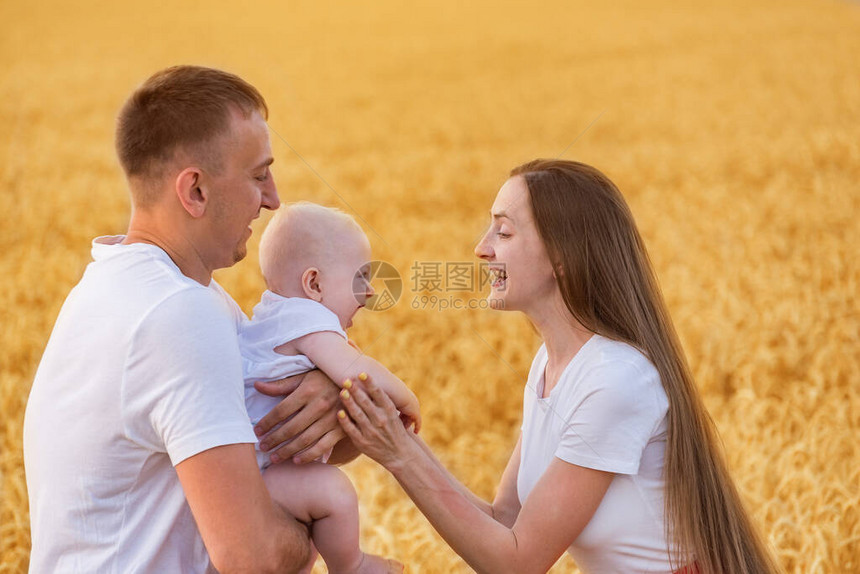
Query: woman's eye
496 232 511 238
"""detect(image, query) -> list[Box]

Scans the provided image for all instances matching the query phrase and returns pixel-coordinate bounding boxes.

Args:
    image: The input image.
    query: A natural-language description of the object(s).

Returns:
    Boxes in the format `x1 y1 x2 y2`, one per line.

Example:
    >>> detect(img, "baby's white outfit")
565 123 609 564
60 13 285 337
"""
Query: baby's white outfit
239 290 347 469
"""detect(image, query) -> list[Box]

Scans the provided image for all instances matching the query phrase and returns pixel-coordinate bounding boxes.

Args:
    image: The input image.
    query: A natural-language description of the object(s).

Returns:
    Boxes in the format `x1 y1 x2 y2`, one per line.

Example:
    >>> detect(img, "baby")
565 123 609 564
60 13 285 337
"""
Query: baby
239 202 419 574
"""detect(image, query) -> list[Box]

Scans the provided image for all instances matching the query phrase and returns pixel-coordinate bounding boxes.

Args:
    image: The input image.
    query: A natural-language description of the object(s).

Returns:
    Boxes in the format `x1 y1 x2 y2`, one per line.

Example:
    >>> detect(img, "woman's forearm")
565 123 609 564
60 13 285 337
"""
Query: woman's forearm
388 435 532 574
410 433 494 517
336 376 541 573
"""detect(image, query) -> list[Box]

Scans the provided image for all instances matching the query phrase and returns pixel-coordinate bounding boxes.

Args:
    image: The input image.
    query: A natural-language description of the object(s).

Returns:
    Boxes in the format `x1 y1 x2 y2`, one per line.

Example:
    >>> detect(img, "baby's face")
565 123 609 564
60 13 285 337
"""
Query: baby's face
319 231 373 330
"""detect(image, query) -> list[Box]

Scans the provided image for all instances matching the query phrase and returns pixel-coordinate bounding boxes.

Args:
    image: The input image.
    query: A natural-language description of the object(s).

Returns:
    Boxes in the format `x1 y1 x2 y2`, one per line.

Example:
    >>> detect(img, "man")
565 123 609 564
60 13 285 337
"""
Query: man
23 66 347 573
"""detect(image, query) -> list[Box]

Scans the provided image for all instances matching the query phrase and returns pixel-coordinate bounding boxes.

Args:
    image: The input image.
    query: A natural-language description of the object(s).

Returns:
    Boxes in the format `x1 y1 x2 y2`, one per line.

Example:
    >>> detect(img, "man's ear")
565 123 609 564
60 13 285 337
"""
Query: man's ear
174 167 207 218
301 268 323 301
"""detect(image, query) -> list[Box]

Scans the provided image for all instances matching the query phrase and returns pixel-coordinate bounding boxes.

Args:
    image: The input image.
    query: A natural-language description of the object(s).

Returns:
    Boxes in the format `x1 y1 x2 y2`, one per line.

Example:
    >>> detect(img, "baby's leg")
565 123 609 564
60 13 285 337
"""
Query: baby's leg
263 462 402 573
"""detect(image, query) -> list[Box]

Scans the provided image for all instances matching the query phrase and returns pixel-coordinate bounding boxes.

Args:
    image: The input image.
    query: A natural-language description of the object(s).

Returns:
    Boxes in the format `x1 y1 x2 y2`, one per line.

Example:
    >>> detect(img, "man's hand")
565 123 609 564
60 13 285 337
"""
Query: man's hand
254 369 347 464
253 371 306 401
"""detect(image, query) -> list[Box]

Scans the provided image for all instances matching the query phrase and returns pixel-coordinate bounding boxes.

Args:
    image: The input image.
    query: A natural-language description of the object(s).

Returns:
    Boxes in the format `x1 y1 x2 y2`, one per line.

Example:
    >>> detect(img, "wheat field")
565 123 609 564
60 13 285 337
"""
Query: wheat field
2 0 859 572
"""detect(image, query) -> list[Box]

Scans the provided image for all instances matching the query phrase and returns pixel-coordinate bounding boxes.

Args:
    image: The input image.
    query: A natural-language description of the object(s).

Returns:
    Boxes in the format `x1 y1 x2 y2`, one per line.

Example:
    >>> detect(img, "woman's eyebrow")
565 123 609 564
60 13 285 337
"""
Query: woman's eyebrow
492 211 514 223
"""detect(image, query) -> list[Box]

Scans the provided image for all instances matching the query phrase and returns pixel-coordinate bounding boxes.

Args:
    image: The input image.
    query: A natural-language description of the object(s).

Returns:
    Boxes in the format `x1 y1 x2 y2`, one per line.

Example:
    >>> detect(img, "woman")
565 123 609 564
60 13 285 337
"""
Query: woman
336 159 779 573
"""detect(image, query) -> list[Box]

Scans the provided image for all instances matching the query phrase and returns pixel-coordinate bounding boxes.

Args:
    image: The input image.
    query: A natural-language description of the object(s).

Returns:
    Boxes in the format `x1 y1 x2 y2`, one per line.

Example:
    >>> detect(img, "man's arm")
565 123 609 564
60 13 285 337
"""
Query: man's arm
176 443 310 573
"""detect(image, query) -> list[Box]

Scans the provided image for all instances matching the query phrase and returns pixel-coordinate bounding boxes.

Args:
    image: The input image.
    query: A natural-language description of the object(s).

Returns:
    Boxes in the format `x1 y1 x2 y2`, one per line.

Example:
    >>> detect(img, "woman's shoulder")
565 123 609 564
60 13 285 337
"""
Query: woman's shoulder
588 335 656 374
570 335 662 396
565 336 668 420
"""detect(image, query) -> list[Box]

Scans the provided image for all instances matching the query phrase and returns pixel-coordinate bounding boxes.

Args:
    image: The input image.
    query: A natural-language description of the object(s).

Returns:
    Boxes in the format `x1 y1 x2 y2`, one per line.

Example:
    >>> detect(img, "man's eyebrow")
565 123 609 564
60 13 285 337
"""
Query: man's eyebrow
254 157 274 170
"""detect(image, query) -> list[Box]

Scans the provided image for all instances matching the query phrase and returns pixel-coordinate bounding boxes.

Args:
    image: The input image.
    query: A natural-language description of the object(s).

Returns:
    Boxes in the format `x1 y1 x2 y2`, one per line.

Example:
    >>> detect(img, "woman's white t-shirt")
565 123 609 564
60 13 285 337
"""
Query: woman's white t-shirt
518 335 674 574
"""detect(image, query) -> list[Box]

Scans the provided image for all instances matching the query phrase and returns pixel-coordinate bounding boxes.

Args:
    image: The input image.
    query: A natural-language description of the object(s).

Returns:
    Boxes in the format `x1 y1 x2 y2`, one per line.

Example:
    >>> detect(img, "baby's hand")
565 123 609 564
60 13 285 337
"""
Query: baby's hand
350 371 421 433
398 392 422 434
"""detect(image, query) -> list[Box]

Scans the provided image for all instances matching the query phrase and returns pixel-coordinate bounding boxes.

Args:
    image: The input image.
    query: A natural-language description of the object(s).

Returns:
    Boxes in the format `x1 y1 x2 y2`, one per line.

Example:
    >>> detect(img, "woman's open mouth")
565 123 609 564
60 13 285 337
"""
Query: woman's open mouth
489 266 507 290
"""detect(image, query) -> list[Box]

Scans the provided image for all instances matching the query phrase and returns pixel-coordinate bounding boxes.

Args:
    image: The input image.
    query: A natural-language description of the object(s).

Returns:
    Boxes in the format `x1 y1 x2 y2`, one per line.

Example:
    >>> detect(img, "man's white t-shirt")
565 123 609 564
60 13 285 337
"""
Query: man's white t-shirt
23 237 258 573
518 335 675 574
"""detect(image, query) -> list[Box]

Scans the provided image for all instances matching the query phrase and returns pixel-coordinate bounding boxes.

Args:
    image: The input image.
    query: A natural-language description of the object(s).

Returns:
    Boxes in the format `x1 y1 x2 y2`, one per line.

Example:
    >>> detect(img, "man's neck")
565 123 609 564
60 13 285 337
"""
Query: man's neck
125 215 212 286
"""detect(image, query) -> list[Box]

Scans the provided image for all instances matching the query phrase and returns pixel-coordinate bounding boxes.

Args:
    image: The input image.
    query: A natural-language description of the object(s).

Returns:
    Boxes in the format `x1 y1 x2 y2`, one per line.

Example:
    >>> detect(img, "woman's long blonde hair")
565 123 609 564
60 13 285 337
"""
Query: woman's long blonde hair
511 159 779 574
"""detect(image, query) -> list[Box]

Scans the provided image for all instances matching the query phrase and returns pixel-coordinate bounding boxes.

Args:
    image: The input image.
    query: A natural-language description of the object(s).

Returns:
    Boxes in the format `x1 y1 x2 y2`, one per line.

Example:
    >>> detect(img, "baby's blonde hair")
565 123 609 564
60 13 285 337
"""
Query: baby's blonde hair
259 202 365 295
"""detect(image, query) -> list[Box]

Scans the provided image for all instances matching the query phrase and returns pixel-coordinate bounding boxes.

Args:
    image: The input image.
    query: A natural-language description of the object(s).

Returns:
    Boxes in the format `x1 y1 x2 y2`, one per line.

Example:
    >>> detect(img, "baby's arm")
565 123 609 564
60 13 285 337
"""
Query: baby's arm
285 332 421 432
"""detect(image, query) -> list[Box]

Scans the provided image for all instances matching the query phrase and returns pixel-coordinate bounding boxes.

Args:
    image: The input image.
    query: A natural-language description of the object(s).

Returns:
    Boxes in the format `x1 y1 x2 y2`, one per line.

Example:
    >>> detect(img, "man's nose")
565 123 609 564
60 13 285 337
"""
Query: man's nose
262 180 280 211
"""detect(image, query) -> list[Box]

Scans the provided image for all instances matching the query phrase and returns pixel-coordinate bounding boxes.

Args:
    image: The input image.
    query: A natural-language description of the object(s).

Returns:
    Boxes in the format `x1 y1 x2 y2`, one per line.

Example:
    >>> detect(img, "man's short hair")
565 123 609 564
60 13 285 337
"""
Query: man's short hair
116 65 268 204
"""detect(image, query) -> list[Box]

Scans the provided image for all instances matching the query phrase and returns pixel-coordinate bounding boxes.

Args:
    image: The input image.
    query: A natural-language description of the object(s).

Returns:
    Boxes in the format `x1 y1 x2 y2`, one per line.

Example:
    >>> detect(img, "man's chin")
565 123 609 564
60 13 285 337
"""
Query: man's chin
232 246 248 265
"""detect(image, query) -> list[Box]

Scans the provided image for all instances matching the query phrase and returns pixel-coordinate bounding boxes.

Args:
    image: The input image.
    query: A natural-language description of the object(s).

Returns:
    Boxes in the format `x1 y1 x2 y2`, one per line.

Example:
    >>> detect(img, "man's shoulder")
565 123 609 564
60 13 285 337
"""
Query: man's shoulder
139 284 239 342
85 240 199 297
86 240 241 323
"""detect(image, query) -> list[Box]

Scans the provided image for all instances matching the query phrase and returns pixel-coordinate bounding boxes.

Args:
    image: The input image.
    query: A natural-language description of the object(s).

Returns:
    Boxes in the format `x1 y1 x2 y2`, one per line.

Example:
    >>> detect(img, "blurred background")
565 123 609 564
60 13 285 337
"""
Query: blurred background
2 0 859 572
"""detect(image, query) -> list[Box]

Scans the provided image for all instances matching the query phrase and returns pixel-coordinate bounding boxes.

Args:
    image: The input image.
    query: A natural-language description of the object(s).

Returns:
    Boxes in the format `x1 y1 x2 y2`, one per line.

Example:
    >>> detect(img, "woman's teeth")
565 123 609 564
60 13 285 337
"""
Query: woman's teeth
491 268 507 289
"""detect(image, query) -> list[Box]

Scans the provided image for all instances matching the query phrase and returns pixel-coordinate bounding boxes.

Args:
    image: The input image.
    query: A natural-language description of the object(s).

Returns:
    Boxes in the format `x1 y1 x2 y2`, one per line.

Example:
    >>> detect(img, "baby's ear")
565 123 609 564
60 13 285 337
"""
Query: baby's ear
301 268 323 301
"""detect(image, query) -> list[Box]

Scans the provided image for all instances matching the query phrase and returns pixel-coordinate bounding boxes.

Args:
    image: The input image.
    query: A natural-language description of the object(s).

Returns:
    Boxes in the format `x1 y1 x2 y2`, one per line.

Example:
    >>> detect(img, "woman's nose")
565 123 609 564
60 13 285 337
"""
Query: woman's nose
365 279 375 299
474 231 493 260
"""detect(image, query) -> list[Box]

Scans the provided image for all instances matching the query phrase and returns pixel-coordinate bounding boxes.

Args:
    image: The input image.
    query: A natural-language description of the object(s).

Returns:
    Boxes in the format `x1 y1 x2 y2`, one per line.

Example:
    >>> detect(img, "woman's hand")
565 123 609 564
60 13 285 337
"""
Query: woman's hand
337 373 420 471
